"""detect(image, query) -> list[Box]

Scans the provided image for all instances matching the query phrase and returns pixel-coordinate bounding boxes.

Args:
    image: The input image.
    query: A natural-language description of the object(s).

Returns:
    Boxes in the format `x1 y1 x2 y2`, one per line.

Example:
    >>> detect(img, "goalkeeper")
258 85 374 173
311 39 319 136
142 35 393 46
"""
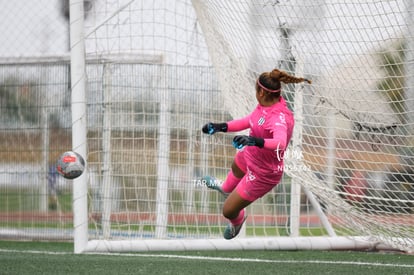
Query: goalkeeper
202 68 311 240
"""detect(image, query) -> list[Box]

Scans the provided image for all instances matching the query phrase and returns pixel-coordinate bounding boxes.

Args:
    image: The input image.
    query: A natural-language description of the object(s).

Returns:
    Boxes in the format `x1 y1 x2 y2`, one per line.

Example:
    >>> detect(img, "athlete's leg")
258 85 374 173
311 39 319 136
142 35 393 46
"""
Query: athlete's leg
221 148 246 193
222 189 251 221
203 151 246 196
221 161 245 193
221 190 251 239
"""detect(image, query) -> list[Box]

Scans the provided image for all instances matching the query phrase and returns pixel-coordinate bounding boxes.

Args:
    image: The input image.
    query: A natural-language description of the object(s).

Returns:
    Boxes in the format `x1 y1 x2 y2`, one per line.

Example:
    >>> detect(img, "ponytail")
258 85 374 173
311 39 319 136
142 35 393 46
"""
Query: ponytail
269 69 311 85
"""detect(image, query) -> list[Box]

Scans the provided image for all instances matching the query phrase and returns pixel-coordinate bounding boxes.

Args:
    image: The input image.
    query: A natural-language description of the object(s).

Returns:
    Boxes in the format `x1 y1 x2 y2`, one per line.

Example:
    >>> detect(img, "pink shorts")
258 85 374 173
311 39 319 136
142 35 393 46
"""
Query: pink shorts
234 150 282 202
234 149 247 173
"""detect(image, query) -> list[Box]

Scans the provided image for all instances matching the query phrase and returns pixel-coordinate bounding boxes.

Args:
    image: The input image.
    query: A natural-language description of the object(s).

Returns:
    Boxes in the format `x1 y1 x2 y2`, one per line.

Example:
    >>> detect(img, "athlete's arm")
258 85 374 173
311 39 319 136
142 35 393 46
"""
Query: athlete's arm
226 115 250 132
262 130 287 151
262 117 289 151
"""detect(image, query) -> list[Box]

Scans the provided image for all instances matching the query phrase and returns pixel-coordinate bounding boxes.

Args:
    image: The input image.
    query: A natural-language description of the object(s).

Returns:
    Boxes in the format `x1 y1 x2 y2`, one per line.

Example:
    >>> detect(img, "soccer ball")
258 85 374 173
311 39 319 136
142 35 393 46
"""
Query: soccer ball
56 151 85 179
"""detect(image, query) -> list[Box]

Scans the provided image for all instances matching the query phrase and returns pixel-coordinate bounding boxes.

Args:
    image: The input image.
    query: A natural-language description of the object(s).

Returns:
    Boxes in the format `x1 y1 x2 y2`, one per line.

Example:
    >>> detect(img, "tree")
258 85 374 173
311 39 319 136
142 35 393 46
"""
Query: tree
0 77 40 124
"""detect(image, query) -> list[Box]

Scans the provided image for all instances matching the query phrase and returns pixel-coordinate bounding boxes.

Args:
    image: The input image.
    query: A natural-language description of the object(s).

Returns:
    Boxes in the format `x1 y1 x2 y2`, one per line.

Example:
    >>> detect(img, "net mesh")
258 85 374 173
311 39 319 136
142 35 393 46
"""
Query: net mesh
189 0 414 251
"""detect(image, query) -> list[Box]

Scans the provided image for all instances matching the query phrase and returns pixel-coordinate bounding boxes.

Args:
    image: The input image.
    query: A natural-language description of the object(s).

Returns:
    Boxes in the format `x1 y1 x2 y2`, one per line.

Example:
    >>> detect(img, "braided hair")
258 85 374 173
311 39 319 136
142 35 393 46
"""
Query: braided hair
256 69 311 101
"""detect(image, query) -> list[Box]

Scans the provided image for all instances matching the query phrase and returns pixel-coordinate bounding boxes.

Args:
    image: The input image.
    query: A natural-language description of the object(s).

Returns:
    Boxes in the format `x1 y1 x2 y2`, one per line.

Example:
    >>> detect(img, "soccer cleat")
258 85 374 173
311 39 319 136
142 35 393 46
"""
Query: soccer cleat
201 176 229 197
223 213 248 240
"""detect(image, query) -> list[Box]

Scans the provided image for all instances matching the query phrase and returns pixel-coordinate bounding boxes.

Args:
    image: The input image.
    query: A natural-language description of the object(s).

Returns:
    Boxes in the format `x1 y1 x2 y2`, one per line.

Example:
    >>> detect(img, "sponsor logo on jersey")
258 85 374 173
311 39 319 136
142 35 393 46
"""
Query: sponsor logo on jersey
258 116 265 125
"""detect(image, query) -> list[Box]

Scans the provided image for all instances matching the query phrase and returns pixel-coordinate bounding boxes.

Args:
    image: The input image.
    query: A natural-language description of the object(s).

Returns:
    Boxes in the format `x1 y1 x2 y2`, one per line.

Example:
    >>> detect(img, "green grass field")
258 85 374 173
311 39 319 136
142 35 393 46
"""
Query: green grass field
0 240 413 275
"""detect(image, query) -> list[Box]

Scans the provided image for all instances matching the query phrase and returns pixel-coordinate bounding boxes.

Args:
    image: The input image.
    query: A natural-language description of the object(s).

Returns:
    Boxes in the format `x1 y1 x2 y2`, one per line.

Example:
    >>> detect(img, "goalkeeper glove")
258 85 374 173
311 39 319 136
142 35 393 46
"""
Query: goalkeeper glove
232 135 264 149
202 122 228 135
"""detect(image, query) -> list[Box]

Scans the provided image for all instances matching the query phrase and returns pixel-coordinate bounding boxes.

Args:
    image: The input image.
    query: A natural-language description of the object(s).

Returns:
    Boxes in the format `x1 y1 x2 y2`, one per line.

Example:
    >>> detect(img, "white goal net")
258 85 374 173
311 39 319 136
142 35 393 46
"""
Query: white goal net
71 0 413 253
0 0 413 253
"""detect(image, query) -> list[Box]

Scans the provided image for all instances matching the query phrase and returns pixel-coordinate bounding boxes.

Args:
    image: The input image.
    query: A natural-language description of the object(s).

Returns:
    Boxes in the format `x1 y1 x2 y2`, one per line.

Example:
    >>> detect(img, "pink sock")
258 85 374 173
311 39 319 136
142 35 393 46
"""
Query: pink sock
230 209 245 226
221 170 242 193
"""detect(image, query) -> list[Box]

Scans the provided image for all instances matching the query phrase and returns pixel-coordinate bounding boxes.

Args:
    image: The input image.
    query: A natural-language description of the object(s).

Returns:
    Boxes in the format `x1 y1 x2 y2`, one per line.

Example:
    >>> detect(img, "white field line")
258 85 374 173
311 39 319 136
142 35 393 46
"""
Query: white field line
1 248 414 269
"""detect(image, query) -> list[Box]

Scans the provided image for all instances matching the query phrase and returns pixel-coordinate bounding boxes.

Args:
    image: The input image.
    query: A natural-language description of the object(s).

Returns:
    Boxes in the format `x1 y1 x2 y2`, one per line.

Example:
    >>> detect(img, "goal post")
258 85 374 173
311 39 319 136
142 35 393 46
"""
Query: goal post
68 0 414 253
69 0 88 254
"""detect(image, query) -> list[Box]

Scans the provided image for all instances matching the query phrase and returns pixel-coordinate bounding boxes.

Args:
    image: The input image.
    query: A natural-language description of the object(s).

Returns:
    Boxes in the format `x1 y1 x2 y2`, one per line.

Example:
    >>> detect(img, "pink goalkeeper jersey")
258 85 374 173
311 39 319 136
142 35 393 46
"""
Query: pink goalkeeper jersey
227 97 294 175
